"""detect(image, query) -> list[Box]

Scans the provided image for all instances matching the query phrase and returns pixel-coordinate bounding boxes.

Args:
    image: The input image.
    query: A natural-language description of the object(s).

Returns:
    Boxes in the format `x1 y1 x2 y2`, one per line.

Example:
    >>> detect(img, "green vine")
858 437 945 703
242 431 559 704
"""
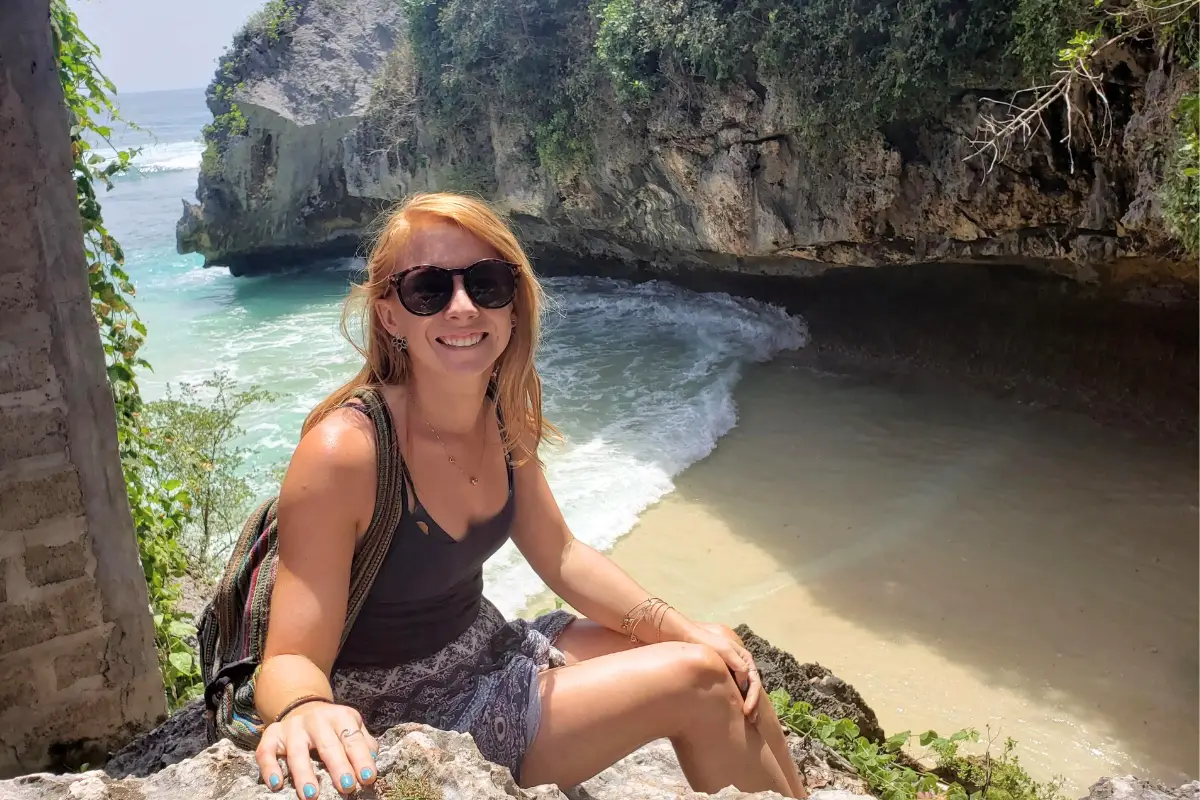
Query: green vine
51 0 203 710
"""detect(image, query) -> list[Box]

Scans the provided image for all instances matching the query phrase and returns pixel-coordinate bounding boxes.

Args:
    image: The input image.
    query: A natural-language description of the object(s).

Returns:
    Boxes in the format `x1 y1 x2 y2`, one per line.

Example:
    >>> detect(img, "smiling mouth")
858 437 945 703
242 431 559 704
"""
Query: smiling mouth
436 332 488 348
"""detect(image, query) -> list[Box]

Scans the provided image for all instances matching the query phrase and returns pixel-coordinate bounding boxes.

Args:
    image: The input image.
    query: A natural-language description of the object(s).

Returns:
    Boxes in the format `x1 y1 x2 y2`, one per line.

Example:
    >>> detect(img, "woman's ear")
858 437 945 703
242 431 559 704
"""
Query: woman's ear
375 296 403 339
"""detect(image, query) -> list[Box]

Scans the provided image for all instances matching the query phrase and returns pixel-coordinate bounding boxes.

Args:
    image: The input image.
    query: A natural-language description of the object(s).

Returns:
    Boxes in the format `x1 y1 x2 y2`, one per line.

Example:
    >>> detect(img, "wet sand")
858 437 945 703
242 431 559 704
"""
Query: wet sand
523 356 1199 792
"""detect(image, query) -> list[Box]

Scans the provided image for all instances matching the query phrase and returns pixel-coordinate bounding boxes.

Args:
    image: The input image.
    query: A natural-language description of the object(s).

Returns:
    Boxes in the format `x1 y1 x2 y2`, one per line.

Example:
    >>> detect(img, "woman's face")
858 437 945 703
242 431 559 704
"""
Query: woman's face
375 221 515 380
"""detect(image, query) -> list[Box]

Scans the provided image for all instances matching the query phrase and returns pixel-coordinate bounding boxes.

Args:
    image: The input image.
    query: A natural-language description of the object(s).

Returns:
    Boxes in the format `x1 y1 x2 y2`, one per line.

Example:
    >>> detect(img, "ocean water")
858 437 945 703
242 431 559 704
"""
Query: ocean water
100 88 808 615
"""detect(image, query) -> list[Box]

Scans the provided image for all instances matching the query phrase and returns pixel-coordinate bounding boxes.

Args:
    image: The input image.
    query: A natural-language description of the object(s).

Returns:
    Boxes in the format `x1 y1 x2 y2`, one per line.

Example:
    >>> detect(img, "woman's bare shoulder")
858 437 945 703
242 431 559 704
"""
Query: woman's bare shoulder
279 407 379 535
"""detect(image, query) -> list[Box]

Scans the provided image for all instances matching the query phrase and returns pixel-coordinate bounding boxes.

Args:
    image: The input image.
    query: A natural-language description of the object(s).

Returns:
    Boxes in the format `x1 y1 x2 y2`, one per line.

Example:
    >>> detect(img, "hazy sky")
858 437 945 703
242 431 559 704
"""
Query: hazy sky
71 0 267 93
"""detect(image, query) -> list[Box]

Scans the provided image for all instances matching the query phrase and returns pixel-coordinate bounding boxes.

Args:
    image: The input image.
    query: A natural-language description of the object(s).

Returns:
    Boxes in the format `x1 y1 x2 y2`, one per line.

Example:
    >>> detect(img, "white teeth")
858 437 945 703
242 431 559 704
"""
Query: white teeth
439 333 484 348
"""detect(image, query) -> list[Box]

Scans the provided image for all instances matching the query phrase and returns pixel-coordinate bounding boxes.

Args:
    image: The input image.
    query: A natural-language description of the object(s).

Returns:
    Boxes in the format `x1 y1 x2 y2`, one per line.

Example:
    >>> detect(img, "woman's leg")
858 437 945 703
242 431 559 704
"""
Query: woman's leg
519 640 794 795
693 624 807 799
552 619 807 798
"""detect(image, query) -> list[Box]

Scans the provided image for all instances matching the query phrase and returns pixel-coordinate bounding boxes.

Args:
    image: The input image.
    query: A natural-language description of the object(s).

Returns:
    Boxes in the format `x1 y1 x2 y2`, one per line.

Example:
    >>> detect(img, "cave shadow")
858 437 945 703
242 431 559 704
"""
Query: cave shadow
660 360 1199 783
585 262 1199 782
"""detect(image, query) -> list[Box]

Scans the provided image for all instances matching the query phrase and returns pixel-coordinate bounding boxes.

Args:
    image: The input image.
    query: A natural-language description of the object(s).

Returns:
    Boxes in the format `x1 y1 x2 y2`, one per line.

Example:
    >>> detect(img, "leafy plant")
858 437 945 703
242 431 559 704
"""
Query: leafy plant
770 690 1062 800
51 0 203 709
772 689 941 800
153 603 204 709
924 728 1066 800
143 373 275 578
1010 0 1099 77
242 0 302 44
1162 89 1199 255
535 109 593 183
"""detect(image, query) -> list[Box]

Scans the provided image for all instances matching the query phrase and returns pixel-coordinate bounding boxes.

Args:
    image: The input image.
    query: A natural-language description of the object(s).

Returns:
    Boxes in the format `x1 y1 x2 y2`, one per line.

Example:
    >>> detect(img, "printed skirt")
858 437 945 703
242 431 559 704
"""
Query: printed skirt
332 598 574 781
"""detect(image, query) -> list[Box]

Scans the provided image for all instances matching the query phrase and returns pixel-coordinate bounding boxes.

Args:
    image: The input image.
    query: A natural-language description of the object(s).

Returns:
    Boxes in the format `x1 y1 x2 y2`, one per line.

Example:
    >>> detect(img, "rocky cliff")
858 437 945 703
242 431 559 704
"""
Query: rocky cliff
177 0 1197 299
4 627 1198 800
5 626 1198 800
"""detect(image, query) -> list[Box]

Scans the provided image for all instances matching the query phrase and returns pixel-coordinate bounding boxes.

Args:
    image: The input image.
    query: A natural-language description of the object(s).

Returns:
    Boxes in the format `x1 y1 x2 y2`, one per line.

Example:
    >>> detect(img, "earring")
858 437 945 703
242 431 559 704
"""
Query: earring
392 335 407 352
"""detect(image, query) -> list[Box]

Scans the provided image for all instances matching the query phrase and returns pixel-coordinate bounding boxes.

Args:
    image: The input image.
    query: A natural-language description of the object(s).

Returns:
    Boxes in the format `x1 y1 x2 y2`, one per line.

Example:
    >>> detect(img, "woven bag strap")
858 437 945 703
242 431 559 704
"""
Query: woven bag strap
212 495 277 664
337 385 404 652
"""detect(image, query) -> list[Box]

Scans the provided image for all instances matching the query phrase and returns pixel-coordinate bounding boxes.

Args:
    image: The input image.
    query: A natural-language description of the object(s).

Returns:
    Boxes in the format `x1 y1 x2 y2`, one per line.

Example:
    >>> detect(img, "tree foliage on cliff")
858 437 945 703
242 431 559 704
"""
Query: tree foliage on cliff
1162 89 1199 252
967 0 1198 254
595 0 1017 139
392 0 1197 252
398 0 1095 169
401 0 603 183
51 0 203 710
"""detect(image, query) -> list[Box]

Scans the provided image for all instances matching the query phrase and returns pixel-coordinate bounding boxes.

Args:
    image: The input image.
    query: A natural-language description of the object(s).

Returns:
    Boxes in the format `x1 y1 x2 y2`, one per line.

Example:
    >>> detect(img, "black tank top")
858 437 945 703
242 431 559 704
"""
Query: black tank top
335 402 514 669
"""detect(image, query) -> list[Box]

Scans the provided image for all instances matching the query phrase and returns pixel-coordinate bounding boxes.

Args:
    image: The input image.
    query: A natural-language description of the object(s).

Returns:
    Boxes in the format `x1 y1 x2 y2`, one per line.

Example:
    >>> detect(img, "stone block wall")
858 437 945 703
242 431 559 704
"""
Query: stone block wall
0 0 167 777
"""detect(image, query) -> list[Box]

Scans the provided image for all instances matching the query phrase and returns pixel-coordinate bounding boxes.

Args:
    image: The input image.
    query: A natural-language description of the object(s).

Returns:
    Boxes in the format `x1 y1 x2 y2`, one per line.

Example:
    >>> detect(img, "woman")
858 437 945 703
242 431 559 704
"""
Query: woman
254 193 807 799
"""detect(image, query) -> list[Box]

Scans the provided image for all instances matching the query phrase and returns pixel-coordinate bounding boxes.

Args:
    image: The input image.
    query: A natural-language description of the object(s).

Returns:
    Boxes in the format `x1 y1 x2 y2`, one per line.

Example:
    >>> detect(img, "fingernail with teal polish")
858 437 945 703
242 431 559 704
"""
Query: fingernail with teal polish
268 774 281 789
339 774 354 791
360 767 373 782
370 750 377 760
303 784 317 799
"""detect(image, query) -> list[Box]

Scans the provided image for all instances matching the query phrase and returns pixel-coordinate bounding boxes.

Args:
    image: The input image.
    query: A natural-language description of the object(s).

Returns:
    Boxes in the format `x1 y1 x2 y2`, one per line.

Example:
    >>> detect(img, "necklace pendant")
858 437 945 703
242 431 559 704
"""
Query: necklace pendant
448 456 456 464
469 477 479 486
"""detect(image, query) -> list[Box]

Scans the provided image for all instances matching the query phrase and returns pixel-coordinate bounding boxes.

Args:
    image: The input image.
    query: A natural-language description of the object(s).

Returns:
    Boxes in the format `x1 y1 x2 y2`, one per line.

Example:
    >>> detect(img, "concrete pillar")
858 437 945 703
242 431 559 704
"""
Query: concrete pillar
0 0 167 776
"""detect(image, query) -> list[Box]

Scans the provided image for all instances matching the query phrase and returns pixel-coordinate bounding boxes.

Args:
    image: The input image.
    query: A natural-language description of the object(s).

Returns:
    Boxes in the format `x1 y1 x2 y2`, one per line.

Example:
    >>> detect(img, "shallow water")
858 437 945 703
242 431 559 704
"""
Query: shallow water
605 359 1199 792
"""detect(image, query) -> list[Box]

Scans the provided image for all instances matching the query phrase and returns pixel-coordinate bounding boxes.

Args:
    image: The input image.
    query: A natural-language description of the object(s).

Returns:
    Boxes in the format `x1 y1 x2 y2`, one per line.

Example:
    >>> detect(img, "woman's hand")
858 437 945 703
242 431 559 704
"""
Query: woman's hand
682 624 763 722
255 702 379 799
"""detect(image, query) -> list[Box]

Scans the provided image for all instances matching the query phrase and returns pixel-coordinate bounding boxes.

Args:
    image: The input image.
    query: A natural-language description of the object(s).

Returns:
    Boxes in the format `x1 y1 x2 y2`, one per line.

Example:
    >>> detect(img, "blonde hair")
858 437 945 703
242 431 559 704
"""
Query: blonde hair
302 192 556 464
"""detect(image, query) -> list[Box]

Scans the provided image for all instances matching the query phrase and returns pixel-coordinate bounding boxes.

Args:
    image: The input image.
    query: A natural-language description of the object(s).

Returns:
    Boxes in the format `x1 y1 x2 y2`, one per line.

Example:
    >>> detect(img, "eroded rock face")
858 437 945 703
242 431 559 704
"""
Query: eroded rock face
5 724 866 800
176 1 1195 297
1083 777 1200 800
4 624 1198 800
101 699 208 779
17 627 874 799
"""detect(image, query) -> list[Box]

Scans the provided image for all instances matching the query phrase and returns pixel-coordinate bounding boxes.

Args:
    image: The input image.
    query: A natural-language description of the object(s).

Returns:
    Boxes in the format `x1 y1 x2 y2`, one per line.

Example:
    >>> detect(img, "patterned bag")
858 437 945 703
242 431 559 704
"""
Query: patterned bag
196 386 406 748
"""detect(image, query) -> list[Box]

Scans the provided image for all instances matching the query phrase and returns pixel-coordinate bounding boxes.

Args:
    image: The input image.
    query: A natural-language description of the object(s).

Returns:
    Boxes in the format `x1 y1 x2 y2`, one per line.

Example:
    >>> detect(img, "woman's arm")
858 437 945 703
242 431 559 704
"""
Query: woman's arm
509 443 699 645
253 410 381 797
257 412 374 716
511 450 763 716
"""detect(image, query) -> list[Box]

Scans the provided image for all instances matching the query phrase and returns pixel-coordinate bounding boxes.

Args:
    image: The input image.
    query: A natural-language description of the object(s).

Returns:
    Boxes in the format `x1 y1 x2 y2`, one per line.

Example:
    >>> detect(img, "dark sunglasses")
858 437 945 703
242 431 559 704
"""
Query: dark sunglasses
388 259 519 316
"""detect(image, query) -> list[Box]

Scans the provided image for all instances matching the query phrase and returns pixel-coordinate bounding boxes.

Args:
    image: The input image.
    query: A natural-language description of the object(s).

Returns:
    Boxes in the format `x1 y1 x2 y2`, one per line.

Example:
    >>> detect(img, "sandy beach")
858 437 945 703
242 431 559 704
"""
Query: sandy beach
524 354 1199 792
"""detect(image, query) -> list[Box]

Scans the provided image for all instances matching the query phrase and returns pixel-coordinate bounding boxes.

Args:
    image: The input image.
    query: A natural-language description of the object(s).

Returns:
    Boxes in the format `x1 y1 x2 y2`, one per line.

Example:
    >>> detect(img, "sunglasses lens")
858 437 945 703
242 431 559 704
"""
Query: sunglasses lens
398 267 453 315
465 260 517 309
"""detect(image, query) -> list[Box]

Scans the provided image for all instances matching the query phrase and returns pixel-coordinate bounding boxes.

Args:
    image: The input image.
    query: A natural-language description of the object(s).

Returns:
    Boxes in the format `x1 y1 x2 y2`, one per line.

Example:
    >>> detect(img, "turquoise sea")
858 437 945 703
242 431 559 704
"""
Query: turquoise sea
101 88 808 613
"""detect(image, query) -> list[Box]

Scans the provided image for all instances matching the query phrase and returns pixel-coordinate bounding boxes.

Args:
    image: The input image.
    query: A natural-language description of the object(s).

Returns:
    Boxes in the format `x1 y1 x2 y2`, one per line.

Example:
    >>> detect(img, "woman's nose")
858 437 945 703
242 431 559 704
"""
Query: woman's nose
444 275 478 317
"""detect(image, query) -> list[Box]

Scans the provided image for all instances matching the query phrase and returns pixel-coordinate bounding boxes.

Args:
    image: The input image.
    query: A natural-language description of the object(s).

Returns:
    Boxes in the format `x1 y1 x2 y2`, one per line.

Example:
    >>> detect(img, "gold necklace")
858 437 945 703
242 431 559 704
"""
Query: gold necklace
420 409 487 486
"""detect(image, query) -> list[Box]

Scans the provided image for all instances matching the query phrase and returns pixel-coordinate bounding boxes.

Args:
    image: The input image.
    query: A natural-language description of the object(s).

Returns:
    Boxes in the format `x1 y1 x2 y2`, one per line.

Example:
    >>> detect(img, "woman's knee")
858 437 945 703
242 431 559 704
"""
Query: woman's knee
656 642 737 697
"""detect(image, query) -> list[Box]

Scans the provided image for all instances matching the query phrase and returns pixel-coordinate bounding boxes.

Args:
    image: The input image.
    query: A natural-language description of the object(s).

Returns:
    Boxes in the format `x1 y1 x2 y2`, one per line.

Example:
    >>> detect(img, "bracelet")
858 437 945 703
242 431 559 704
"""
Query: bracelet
620 597 673 644
275 694 333 723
